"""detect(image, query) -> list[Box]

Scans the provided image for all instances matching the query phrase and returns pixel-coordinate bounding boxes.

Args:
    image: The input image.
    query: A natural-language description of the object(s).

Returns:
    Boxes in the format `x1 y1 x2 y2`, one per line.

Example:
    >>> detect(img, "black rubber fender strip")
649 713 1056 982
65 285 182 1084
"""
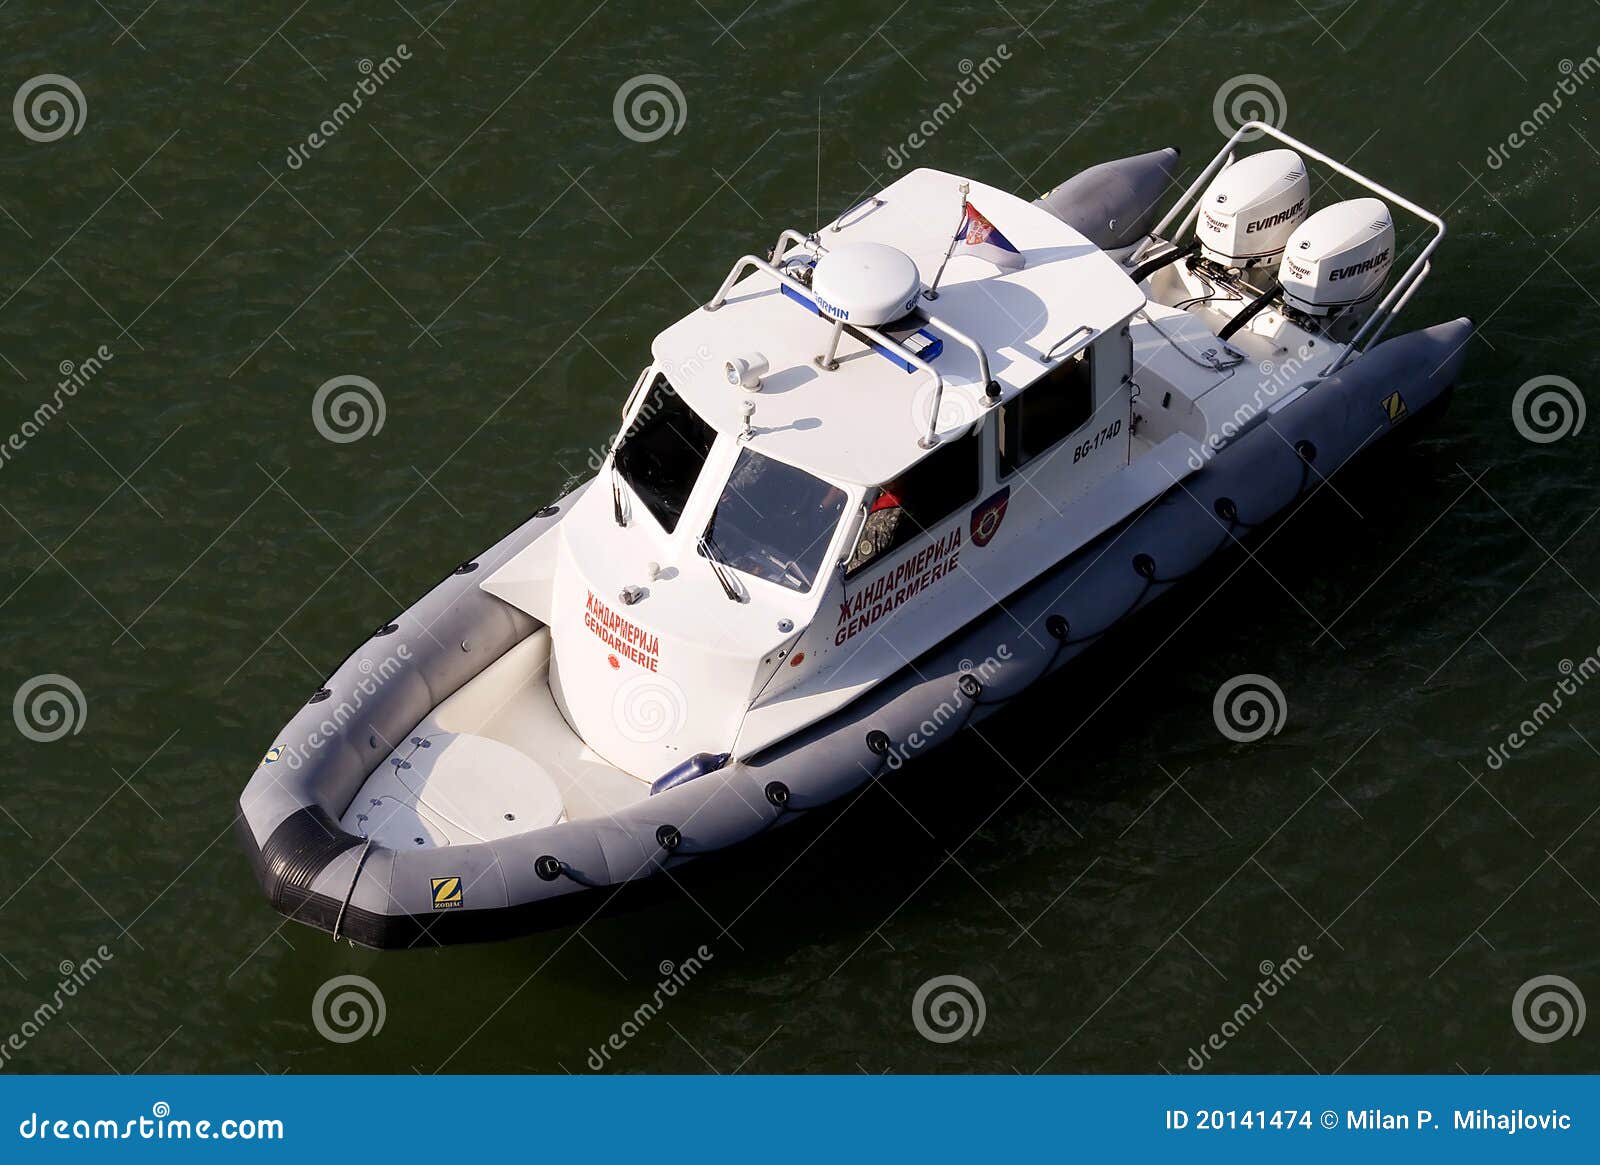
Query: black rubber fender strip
254 805 365 913
238 800 622 950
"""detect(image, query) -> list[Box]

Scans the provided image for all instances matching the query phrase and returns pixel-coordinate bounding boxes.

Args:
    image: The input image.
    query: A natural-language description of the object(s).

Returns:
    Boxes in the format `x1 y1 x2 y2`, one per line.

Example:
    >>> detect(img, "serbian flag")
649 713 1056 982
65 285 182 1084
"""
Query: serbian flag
955 202 1025 270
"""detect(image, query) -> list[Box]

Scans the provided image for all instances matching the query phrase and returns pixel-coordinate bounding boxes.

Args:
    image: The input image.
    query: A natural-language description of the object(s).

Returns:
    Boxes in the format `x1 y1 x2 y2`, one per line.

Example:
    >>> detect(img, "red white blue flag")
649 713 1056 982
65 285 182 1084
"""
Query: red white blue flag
956 202 1025 271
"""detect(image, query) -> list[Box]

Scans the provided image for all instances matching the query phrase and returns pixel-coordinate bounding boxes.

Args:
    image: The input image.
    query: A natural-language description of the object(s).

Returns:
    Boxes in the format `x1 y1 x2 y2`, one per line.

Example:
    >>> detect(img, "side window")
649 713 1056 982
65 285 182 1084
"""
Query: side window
997 349 1094 475
845 431 980 575
613 374 716 533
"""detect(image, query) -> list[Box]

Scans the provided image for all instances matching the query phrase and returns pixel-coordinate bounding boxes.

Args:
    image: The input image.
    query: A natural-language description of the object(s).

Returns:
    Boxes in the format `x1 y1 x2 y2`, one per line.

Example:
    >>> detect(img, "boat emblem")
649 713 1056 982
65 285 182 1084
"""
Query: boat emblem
607 654 620 670
262 745 282 765
969 487 1010 548
1381 391 1408 424
430 876 464 910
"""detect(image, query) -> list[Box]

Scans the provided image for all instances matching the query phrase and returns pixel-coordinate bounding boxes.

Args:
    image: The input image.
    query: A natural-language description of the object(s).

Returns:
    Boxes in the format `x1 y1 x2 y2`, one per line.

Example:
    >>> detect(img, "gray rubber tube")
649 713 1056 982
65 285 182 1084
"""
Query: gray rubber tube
1035 147 1182 249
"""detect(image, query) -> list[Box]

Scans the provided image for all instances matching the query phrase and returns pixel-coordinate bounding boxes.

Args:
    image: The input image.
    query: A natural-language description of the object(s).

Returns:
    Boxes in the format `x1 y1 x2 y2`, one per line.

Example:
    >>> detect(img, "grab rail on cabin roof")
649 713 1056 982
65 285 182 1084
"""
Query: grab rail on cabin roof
768 229 818 263
765 228 998 412
915 311 994 399
705 248 993 451
1137 120 1446 379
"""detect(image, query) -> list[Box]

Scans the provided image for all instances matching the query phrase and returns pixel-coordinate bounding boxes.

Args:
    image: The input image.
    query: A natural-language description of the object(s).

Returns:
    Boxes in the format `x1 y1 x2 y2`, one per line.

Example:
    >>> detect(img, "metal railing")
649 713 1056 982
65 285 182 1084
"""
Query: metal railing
768 229 816 263
705 243 996 449
919 311 993 394
1139 120 1445 377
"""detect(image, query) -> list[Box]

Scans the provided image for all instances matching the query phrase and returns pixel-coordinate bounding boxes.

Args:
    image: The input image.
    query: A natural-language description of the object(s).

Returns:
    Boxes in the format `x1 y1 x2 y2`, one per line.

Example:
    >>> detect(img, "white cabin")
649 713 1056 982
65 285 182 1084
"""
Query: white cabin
482 165 1317 781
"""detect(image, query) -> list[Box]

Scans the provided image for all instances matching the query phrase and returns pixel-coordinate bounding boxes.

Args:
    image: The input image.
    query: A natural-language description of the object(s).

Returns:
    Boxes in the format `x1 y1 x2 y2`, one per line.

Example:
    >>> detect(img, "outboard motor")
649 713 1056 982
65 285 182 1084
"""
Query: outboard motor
1278 197 1395 341
1196 149 1310 275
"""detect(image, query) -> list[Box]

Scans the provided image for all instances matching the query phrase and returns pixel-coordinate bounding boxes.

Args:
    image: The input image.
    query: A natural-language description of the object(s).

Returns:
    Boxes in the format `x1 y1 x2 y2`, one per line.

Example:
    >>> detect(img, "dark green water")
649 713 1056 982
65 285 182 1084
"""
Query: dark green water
1 0 1597 1074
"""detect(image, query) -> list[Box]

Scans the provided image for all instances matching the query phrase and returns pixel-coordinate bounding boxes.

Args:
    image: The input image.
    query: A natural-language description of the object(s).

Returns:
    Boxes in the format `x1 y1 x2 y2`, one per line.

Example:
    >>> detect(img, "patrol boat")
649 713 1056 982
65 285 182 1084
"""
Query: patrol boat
238 122 1470 947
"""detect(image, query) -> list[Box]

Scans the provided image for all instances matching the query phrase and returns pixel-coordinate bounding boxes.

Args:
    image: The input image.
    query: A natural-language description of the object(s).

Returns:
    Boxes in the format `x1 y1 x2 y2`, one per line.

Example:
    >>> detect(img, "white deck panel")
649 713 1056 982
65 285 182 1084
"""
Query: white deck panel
653 167 1146 487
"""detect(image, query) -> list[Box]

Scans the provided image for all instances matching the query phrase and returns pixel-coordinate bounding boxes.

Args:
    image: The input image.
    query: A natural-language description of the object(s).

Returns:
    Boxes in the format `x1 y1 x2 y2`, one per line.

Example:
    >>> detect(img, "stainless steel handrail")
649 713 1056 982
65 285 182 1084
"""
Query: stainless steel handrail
770 228 996 425
704 253 952 449
768 229 819 263
1038 323 1097 364
620 364 651 421
1141 120 1445 377
916 311 993 396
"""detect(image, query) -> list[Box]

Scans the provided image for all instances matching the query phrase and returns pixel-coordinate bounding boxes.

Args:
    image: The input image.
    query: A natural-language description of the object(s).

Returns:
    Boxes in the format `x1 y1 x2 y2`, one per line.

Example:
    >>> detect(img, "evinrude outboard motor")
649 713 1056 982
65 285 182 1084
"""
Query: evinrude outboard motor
1196 149 1310 277
1278 197 1396 340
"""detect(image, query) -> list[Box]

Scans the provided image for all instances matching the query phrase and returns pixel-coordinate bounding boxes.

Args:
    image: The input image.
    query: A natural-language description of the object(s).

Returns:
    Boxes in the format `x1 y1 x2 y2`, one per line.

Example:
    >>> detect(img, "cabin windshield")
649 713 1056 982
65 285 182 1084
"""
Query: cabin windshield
614 373 716 533
700 448 848 593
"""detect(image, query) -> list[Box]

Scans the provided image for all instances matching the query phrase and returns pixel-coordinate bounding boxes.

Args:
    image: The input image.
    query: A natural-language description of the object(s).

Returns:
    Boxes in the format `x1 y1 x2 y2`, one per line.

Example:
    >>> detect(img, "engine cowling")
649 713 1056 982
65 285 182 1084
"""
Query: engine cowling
1278 197 1395 317
1196 148 1310 269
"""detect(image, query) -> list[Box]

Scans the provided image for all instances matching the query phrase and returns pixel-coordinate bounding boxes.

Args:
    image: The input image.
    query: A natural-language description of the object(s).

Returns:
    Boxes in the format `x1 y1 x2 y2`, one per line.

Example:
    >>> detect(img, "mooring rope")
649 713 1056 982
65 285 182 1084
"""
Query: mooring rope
331 836 374 944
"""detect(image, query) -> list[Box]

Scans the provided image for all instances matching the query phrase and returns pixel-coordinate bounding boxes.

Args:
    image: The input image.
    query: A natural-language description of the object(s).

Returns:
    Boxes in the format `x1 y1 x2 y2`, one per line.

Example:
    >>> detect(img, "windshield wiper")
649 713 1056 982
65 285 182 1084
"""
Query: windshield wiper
698 535 742 602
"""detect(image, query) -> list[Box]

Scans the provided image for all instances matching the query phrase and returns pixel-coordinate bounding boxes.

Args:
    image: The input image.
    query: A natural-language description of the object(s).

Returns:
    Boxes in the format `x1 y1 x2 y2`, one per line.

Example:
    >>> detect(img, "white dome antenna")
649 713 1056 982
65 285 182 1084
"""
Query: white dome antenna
807 242 922 372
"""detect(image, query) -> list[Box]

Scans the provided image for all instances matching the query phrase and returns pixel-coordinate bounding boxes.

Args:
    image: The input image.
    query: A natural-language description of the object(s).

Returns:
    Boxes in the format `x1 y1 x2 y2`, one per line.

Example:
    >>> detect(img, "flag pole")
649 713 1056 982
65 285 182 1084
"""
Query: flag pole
922 182 970 301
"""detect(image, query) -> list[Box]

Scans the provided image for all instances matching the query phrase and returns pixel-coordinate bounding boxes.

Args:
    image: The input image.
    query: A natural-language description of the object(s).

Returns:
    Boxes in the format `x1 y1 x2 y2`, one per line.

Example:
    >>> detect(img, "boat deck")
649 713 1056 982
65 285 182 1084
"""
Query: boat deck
340 633 649 849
